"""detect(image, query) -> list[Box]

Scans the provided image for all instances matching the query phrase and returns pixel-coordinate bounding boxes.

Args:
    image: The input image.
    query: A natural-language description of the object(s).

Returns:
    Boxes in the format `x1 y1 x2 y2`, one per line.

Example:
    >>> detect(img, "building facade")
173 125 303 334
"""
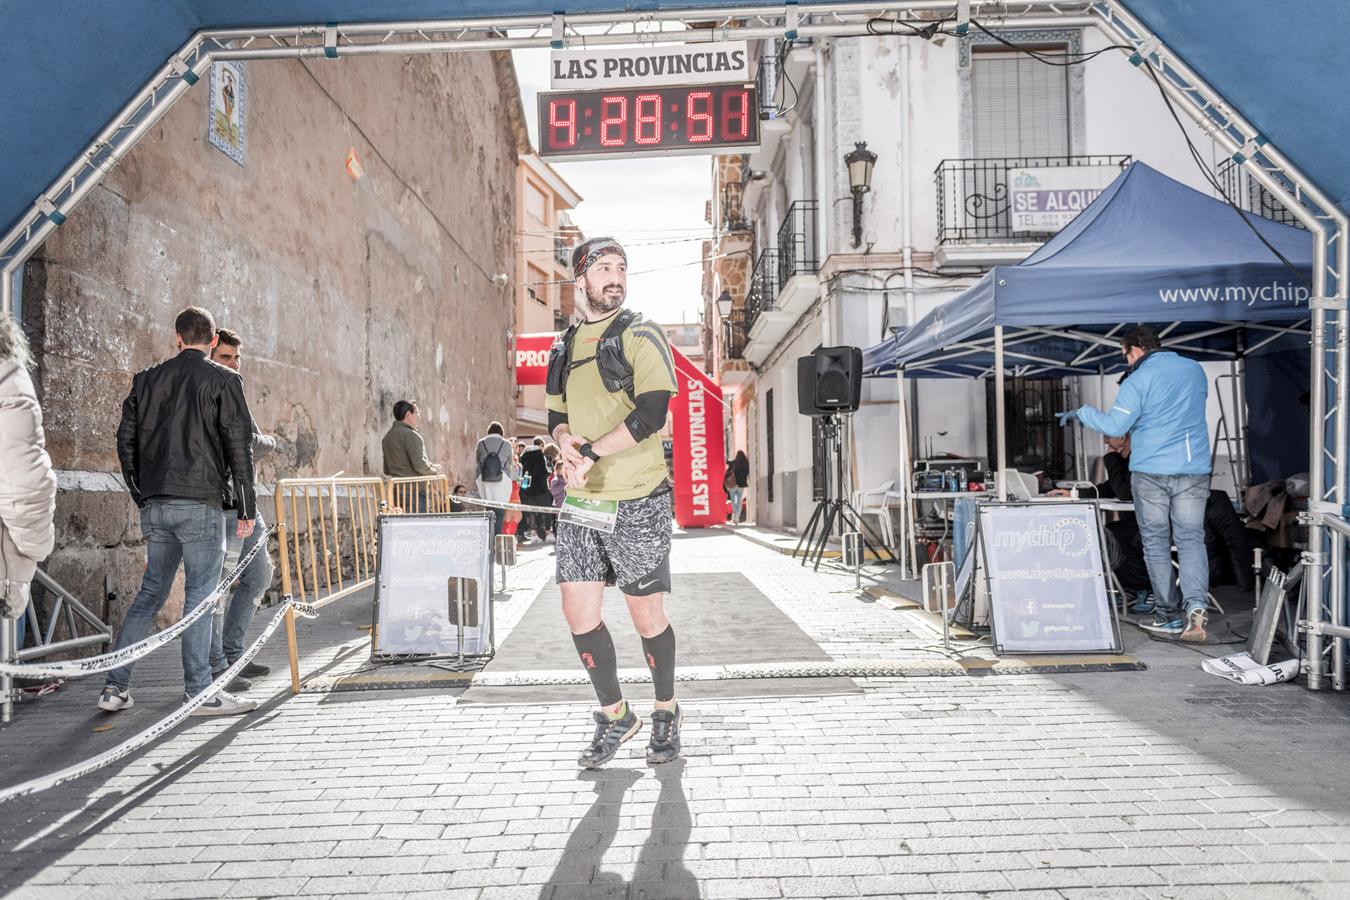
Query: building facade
514 154 583 436
19 51 525 626
703 28 1261 534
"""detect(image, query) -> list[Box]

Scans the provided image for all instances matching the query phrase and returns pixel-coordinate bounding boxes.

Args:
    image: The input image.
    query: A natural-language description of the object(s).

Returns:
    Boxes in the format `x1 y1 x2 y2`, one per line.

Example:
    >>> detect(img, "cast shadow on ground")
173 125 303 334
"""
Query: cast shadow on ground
1047 583 1350 812
0 641 368 893
541 760 699 900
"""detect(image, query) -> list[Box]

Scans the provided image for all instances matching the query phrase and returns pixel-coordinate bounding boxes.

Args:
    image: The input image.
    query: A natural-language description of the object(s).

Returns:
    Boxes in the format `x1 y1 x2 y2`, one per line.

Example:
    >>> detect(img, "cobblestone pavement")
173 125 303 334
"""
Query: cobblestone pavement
3 528 1350 899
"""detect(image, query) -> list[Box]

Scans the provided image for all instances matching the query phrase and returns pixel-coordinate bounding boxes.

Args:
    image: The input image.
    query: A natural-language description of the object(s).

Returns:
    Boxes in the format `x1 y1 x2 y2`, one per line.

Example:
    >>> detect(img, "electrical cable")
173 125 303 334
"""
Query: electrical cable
521 247 751 287
516 234 720 253
775 47 801 119
968 19 1135 67
1141 62 1311 290
942 16 1310 291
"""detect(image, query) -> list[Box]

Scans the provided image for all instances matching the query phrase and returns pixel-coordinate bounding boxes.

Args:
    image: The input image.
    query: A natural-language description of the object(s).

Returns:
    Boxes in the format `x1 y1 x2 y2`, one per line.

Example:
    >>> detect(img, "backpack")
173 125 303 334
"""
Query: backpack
479 436 504 482
545 309 641 403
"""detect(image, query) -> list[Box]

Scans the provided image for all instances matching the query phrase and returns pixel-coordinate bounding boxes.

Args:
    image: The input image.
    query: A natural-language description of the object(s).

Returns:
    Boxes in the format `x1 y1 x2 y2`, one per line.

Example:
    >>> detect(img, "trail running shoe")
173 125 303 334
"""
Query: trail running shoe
96 686 133 712
646 705 683 765
578 705 641 769
1140 613 1184 636
1180 608 1208 643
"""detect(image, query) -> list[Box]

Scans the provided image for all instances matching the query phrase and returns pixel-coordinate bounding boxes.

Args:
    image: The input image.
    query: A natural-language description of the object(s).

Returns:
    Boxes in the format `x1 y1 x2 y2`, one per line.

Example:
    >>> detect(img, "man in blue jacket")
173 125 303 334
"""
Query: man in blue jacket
1059 326 1211 641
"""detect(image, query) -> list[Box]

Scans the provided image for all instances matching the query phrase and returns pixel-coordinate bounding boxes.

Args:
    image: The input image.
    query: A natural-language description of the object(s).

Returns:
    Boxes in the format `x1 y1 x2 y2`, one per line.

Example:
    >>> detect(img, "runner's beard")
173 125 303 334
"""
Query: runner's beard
585 280 626 314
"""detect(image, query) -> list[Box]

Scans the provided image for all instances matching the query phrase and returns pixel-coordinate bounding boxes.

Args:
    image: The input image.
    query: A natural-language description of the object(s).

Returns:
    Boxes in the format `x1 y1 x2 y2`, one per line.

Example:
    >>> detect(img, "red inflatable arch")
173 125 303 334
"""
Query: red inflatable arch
516 333 727 528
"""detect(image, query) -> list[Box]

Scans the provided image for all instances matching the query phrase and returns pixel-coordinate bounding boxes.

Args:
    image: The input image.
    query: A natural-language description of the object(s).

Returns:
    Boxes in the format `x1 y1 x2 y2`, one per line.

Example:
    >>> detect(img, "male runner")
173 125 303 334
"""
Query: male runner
547 236 681 768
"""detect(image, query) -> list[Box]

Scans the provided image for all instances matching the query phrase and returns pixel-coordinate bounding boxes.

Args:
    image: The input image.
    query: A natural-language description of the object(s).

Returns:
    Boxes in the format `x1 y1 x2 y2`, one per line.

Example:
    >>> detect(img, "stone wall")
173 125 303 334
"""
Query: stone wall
21 49 523 629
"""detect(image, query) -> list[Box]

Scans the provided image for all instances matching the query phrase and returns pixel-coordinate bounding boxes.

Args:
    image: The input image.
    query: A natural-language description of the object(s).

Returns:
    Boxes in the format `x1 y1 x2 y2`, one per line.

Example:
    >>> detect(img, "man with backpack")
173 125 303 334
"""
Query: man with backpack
545 236 682 769
474 421 513 535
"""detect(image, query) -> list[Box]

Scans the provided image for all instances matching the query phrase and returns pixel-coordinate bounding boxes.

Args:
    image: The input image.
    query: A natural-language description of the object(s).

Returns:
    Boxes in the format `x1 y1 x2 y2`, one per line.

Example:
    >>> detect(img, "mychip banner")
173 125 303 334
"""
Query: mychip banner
977 502 1118 653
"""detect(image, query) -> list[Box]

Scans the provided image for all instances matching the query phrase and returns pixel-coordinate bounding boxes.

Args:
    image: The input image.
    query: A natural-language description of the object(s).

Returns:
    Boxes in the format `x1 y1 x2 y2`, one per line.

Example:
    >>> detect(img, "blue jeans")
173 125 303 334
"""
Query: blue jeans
1131 473 1210 618
210 511 272 672
729 487 745 521
106 499 225 696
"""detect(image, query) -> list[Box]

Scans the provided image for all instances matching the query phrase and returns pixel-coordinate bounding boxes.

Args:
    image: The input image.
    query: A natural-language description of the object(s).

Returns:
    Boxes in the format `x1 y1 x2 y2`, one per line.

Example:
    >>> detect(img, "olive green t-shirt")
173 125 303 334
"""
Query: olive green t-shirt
545 312 678 501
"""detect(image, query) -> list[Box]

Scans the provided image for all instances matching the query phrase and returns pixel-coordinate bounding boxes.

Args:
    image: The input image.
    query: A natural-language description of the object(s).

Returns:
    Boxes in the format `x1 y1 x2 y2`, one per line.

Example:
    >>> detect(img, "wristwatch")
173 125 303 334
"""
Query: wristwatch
579 442 601 462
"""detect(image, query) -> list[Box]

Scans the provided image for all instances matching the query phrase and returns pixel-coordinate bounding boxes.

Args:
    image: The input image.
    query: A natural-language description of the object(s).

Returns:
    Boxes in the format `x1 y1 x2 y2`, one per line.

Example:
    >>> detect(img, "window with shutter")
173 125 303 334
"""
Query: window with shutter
971 49 1070 158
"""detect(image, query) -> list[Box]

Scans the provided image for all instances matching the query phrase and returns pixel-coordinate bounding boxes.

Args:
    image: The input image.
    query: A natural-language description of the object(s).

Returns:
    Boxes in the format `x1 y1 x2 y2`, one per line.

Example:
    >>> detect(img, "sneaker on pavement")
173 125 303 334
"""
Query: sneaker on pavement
97 686 133 712
240 661 270 678
1180 608 1208 642
578 704 642 769
1140 612 1184 636
213 670 252 692
1126 592 1156 616
189 691 257 717
646 705 683 765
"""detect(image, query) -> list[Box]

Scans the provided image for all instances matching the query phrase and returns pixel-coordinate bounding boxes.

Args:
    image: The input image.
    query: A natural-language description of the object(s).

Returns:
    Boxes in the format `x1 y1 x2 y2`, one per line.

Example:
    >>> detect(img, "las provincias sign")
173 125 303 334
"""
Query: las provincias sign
549 41 750 90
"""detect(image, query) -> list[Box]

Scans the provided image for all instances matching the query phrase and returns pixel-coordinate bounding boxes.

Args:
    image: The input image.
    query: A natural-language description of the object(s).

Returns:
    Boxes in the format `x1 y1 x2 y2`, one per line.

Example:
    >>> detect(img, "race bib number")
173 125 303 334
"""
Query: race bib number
560 496 618 534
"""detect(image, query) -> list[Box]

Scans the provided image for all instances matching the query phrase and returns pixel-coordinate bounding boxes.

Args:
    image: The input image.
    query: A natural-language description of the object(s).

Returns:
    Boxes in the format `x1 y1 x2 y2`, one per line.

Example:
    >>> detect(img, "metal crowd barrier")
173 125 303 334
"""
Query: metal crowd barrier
385 474 452 514
275 476 385 693
0 571 115 723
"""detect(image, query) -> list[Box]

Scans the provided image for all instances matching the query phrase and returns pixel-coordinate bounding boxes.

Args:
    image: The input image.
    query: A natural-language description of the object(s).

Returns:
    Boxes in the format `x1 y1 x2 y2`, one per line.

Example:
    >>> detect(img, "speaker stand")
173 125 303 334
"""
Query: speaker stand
793 415 896 572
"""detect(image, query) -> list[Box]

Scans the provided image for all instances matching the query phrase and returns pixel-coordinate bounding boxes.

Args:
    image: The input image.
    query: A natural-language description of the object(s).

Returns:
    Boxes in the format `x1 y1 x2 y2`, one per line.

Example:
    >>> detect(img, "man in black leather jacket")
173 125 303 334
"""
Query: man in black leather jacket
98 307 259 717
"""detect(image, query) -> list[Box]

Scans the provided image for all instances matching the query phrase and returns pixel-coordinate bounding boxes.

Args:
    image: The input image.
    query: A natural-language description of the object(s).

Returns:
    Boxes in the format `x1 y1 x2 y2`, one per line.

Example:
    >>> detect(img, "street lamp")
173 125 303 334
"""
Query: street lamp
844 141 877 248
716 290 734 319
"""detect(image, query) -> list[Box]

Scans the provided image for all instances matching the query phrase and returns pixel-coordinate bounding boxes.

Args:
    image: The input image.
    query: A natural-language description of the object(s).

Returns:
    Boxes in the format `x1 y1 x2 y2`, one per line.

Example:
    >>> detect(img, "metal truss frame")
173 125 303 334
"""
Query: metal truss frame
1 0 1346 692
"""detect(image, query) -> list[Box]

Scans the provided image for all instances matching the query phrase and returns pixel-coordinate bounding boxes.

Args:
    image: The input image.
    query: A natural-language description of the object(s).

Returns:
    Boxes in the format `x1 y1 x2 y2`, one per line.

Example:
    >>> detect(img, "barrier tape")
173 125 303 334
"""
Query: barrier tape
455 496 560 516
0 524 272 679
0 594 313 804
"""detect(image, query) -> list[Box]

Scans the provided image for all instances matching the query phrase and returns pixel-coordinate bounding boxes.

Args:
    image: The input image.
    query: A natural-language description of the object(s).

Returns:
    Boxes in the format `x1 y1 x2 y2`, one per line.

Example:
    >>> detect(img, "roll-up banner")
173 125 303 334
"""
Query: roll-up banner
670 346 727 529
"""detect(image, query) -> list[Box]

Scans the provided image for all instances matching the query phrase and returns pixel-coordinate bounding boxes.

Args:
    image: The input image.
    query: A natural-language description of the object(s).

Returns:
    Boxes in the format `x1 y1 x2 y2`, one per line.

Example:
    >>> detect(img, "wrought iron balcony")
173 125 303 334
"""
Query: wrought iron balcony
745 249 780 332
776 200 819 287
722 307 748 361
1215 159 1305 229
935 155 1131 244
721 180 750 233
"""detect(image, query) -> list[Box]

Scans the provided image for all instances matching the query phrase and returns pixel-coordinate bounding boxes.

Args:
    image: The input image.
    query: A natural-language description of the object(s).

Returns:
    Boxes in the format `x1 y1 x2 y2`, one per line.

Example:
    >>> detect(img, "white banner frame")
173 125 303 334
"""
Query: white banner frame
372 513 495 661
974 500 1122 655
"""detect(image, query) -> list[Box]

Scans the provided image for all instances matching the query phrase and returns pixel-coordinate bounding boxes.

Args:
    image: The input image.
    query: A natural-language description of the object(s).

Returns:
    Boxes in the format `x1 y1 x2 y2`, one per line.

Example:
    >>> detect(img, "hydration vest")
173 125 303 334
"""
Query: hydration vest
545 309 640 403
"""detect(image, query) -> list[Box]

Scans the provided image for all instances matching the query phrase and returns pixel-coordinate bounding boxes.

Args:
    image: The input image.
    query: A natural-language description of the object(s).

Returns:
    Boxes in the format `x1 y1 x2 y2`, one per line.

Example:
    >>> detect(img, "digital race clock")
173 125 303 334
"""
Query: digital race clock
537 83 760 160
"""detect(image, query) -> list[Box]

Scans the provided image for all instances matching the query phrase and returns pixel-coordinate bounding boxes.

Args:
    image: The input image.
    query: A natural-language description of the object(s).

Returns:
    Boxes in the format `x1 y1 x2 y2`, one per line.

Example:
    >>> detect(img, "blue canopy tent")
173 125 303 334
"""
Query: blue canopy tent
868 162 1313 380
864 161 1314 574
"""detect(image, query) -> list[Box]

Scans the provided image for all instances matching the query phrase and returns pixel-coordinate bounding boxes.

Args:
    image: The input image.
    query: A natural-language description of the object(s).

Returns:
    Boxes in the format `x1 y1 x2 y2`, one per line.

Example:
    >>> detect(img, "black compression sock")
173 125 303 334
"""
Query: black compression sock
571 622 623 708
641 624 677 703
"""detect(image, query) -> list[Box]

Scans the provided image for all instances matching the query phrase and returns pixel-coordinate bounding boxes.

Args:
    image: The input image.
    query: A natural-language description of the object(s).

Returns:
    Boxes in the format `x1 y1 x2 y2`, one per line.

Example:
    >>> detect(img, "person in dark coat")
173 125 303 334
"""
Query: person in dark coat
519 437 554 542
727 450 750 524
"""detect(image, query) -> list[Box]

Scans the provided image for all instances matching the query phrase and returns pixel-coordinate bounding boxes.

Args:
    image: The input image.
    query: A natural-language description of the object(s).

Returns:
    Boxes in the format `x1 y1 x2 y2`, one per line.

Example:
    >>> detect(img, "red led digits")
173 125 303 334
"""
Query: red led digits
687 91 713 143
634 93 662 145
549 98 577 149
721 89 750 141
599 95 629 147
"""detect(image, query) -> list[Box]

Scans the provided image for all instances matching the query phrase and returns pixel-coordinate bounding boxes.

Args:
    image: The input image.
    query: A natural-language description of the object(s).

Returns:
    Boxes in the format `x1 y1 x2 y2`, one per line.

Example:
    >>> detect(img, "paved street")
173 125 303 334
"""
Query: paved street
4 528 1350 899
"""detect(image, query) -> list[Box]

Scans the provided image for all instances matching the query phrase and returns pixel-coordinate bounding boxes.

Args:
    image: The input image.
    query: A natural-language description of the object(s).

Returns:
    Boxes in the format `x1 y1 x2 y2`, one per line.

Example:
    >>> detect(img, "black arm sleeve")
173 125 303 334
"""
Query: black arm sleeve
624 391 672 444
547 409 569 438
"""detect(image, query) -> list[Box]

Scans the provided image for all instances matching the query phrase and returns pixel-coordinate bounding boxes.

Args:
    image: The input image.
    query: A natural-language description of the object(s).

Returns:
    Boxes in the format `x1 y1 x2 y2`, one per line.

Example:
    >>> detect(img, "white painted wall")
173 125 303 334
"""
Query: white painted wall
742 28 1255 532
